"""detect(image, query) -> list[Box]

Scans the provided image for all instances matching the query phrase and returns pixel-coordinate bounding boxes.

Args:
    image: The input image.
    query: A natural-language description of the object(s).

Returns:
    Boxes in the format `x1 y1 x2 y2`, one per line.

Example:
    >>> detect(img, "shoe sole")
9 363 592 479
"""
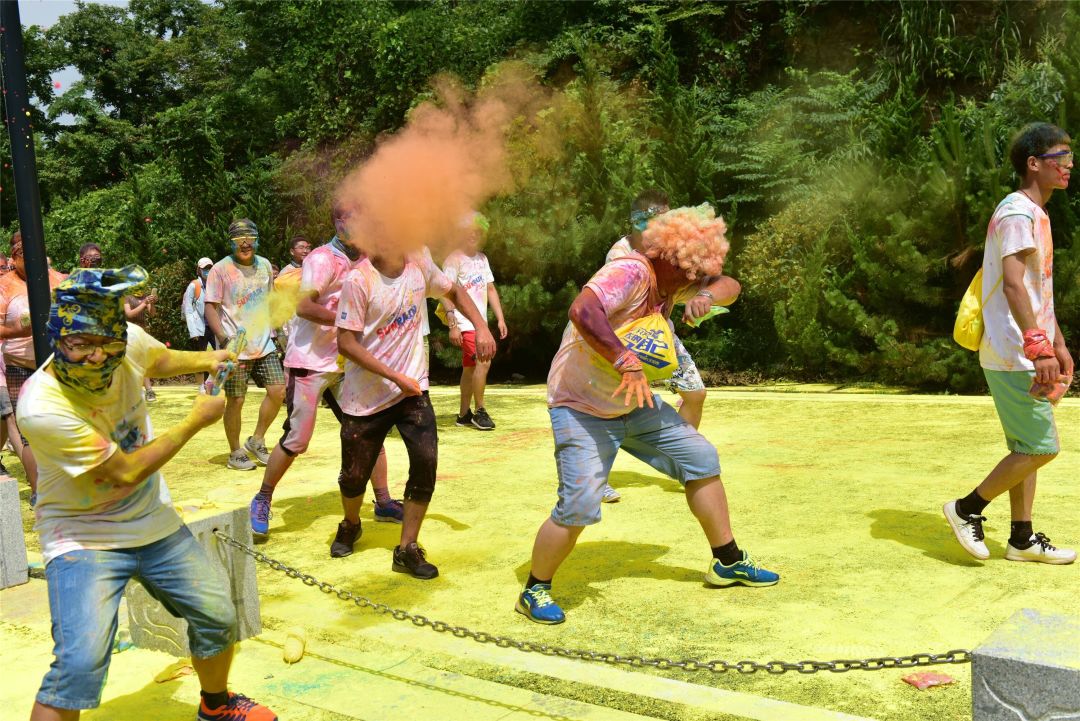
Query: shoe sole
392 562 439 580
330 546 355 558
471 423 494 431
601 496 621 503
1004 551 1076 565
374 516 403 524
455 420 472 427
942 502 990 560
514 599 565 624
704 572 779 588
251 528 269 541
227 464 256 471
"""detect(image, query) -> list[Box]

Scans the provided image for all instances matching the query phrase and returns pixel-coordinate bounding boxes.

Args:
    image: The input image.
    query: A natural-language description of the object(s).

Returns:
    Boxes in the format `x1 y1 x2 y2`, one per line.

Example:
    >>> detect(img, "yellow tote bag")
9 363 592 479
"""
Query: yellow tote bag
593 313 679 381
953 269 1002 351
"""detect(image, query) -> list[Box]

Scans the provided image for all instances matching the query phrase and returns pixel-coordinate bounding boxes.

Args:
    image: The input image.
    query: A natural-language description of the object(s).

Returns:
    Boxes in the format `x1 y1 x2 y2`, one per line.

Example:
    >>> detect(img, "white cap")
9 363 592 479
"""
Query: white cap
197 257 213 269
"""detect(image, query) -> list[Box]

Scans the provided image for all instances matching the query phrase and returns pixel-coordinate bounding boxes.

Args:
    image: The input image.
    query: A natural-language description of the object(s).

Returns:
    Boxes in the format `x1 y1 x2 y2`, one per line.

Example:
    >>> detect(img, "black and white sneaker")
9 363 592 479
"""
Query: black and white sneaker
943 500 989 560
392 542 439 579
455 409 473 427
330 519 362 558
1006 532 1076 564
472 407 495 431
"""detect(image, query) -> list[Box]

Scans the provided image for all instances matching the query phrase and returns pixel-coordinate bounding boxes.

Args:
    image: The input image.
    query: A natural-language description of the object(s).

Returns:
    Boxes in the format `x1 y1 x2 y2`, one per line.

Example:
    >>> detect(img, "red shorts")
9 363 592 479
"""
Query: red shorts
461 330 477 368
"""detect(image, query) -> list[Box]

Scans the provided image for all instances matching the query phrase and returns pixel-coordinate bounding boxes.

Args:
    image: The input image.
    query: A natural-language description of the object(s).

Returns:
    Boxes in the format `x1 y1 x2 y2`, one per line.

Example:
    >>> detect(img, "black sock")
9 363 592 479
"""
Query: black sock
525 573 551 589
201 690 229 710
1009 521 1034 547
712 540 742 566
955 490 989 518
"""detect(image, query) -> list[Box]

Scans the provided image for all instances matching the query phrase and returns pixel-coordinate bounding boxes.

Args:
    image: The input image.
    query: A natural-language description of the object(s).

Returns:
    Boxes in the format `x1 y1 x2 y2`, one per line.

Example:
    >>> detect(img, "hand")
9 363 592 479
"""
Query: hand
474 327 496 362
1055 343 1074 379
1034 355 1061 385
497 319 508 340
188 392 226 429
208 348 236 374
683 295 712 324
394 374 422 397
612 370 654 409
449 326 463 348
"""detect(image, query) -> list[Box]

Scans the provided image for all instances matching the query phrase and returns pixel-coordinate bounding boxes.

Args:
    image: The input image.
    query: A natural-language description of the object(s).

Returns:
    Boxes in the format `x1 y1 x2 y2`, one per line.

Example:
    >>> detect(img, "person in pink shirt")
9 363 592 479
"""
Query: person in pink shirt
441 212 507 431
333 242 495 577
248 202 402 540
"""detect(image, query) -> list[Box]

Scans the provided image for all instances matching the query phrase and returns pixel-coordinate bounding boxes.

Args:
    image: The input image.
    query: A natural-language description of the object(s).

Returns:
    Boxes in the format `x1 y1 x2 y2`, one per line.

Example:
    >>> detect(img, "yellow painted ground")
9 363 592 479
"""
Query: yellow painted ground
3 385 1079 720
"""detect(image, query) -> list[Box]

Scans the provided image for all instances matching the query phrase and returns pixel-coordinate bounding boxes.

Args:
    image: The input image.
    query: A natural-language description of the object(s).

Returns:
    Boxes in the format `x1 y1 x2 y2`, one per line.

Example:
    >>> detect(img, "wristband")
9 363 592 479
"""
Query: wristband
695 289 714 300
613 349 643 374
1022 329 1056 362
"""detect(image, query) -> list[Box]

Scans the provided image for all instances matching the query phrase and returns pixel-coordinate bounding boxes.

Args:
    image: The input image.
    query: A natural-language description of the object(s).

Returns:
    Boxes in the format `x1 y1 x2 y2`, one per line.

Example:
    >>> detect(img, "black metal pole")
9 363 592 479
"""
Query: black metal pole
1 0 52 366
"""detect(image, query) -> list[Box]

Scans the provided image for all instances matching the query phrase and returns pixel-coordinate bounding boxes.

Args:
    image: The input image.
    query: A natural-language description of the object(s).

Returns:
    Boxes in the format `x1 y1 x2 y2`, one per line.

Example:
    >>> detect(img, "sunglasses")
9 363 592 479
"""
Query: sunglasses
61 338 126 360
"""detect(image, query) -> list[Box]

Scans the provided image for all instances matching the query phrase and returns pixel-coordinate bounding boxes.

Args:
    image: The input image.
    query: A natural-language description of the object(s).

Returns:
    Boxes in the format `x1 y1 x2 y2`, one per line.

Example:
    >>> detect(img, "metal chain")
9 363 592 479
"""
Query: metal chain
214 530 972 675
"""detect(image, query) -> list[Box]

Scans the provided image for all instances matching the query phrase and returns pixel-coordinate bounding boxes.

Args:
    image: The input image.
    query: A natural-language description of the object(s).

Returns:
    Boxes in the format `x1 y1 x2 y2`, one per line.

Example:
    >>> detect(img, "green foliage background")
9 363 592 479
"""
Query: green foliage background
4 0 1079 390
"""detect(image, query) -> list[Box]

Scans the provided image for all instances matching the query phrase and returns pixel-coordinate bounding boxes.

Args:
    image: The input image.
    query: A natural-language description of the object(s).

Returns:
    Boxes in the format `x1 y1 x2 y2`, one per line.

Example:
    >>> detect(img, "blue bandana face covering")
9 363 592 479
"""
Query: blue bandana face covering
631 206 664 233
48 265 148 394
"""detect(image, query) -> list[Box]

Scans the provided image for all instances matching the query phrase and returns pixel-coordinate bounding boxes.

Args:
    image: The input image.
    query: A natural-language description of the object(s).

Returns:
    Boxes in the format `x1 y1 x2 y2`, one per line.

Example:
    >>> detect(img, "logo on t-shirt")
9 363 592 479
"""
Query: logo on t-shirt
378 304 419 339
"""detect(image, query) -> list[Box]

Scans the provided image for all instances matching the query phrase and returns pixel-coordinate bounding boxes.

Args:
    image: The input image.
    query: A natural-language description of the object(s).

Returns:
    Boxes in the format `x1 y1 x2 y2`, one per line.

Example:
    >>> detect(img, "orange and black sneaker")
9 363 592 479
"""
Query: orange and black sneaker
197 693 277 721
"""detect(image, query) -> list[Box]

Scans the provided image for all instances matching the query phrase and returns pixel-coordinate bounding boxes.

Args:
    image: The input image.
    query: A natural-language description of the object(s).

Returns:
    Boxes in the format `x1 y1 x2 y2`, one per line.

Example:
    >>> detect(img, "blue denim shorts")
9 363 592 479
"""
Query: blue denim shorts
37 526 237 710
549 397 721 526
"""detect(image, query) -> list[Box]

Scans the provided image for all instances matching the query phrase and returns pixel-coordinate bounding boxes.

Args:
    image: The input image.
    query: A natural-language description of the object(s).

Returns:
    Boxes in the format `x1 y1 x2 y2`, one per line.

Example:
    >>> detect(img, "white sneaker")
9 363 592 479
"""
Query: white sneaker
943 500 989 560
227 449 257 471
244 436 270 465
601 485 621 503
1005 533 1076 565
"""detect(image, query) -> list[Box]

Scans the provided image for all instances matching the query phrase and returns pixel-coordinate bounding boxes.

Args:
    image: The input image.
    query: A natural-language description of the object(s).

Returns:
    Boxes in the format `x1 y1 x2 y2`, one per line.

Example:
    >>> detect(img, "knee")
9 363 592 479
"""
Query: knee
338 471 368 499
266 385 286 403
680 389 706 409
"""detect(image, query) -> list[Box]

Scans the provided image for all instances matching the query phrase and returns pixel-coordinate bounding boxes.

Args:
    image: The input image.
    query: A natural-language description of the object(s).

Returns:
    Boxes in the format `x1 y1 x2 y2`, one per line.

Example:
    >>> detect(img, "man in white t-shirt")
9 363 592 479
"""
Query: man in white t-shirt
333 245 495 576
204 220 287 472
248 201 401 541
19 265 275 721
440 212 507 431
944 122 1076 565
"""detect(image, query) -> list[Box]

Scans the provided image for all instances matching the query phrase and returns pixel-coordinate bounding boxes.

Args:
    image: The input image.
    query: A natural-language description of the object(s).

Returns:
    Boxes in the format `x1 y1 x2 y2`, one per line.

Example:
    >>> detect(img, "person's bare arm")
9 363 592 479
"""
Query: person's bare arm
445 283 495 361
568 288 652 408
1003 251 1059 384
1054 317 1074 378
87 394 225 486
146 347 233 380
204 302 226 345
683 275 741 323
487 284 507 339
338 328 421 396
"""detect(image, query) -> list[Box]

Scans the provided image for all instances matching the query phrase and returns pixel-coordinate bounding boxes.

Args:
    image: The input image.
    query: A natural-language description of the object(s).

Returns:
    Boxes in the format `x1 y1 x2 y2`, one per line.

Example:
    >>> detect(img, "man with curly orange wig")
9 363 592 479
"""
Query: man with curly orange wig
515 198 780 625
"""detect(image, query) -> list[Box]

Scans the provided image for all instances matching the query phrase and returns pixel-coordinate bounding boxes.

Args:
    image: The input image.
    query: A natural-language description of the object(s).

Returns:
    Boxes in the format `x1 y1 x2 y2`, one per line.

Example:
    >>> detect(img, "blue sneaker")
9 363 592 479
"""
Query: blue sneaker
515 583 565 624
374 498 404 524
249 493 272 539
28 492 37 508
705 551 779 587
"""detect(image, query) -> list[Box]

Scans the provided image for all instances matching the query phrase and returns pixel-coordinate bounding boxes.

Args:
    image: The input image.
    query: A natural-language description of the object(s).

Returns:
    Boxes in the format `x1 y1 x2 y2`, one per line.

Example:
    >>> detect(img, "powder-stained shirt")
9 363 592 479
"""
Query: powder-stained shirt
18 324 181 564
441 250 494 332
979 192 1056 372
285 240 359 372
336 254 453 416
605 236 634 263
0 269 66 368
547 253 679 418
205 255 275 360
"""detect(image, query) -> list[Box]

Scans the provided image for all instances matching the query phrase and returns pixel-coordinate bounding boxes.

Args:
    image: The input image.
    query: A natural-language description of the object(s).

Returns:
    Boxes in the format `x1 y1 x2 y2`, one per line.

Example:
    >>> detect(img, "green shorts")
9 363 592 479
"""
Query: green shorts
984 369 1060 455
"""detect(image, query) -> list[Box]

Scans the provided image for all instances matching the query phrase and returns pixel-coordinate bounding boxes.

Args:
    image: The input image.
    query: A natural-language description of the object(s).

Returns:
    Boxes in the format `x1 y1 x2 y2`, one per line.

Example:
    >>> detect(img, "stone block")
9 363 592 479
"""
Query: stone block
0 476 28 589
126 505 261 656
973 608 1080 720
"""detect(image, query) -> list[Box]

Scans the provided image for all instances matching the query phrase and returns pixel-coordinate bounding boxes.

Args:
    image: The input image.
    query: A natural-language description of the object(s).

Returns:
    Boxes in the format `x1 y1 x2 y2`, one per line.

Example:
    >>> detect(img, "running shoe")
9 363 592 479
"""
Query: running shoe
601 485 621 503
705 551 780 587
472 407 495 431
515 583 565 624
227 450 256 471
29 491 37 508
144 388 157 403
197 692 277 720
392 542 439 579
455 409 474 427
244 436 270 465
1005 532 1076 564
249 494 272 539
943 500 989 560
374 498 404 523
330 519 362 558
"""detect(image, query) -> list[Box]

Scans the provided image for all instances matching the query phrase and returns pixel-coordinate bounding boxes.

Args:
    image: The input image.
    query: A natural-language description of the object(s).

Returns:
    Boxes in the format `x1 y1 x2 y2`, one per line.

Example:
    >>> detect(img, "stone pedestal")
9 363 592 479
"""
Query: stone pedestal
973 608 1080 720
126 506 261 656
0 477 28 589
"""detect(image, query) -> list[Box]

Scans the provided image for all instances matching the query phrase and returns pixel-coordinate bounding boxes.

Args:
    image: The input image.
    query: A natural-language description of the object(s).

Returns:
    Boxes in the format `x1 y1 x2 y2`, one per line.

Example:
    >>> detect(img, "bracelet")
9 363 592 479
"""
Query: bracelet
695 289 714 300
612 349 643 374
1023 329 1056 362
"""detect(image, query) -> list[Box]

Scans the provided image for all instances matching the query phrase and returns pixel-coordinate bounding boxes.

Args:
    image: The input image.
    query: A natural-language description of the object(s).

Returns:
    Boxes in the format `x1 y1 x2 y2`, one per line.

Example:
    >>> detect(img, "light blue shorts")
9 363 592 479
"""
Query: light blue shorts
38 526 237 710
549 397 721 526
984 369 1060 455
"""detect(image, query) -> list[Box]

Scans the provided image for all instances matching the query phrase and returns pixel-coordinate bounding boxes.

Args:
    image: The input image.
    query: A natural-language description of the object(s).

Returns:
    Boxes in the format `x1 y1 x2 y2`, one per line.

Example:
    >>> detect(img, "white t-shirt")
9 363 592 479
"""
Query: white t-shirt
204 255 276 360
336 254 453 416
18 324 181 564
441 250 494 333
605 236 634 263
979 192 1056 372
284 241 359 372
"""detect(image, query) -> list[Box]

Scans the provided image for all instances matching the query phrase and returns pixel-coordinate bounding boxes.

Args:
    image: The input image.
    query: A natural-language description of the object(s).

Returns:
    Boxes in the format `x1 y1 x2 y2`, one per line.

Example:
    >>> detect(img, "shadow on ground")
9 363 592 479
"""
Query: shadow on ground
868 508 1004 567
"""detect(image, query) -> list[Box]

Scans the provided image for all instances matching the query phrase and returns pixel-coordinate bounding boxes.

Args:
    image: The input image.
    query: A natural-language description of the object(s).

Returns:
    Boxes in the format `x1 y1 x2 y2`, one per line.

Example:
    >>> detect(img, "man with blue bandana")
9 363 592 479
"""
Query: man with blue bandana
204 219 287 471
18 266 277 721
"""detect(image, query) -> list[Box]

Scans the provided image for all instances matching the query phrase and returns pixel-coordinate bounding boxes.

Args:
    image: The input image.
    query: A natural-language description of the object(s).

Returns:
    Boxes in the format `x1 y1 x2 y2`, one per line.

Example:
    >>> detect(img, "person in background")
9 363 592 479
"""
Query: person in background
183 258 216 382
272 236 312 353
77 243 103 269
124 287 159 402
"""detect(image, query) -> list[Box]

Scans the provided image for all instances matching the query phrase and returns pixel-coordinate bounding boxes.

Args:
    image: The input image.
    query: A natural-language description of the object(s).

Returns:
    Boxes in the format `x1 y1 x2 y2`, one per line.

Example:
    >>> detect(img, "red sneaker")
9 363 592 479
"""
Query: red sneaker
197 693 277 721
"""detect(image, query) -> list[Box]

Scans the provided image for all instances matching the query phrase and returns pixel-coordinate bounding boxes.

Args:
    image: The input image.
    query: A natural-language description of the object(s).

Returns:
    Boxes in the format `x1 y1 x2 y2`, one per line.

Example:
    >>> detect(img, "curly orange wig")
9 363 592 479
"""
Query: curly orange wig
641 203 729 281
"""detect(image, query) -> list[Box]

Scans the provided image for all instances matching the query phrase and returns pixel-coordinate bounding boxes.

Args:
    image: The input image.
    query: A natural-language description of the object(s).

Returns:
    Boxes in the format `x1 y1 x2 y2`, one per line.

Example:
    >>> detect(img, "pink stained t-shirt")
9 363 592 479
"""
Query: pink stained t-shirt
336 254 453 416
547 253 672 419
284 241 359 372
441 250 495 333
204 255 276 360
